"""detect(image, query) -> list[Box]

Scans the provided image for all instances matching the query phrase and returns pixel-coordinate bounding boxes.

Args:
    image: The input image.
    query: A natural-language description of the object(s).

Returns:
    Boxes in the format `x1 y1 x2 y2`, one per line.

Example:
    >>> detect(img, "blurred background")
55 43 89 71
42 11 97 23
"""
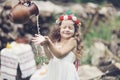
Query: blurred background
0 0 120 80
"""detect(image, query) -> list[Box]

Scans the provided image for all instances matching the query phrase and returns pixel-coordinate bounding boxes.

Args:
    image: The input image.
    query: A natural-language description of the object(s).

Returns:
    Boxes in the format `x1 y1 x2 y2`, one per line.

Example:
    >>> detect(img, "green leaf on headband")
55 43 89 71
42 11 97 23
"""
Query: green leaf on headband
65 10 73 15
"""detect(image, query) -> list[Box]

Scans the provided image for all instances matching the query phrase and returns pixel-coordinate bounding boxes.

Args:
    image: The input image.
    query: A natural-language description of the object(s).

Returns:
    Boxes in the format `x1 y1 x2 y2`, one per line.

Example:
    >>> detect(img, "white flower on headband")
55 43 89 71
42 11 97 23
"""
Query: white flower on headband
64 15 68 20
72 16 77 21
56 19 59 25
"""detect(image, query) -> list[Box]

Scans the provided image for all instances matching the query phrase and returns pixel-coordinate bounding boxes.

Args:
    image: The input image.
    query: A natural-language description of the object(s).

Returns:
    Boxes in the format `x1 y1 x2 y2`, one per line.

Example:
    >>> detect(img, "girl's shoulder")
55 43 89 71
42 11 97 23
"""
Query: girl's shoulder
68 37 77 44
66 38 77 49
69 37 76 41
54 38 77 46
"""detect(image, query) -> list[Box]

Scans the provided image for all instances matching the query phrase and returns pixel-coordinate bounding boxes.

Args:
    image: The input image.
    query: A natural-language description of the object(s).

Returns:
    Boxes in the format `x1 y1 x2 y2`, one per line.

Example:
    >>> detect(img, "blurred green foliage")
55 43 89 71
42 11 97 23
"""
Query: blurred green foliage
83 16 120 48
107 0 120 7
72 0 120 7
83 23 112 47
81 16 120 65
35 56 48 65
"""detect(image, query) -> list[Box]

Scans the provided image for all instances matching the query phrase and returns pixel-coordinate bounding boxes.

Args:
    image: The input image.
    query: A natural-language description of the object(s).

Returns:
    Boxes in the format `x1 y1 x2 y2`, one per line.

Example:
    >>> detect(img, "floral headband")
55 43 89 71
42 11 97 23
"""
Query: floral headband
56 15 81 26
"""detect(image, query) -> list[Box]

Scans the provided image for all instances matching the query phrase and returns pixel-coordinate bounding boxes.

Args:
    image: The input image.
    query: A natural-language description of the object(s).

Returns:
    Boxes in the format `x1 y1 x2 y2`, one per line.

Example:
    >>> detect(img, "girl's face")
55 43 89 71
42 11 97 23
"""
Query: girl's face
60 20 75 39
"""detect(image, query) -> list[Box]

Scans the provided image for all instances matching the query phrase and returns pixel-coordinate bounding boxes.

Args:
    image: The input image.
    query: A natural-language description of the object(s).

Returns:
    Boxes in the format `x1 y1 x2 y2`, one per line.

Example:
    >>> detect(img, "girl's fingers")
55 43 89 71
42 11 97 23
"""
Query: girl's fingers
32 35 46 44
35 34 43 38
19 0 31 3
32 37 38 41
35 34 40 37
32 34 41 40
31 39 37 42
44 36 49 40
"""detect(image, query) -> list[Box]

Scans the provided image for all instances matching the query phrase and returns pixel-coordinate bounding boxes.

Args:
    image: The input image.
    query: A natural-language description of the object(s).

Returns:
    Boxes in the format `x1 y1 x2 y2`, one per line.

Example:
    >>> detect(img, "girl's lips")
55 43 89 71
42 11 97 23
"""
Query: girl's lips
63 32 70 34
63 33 71 35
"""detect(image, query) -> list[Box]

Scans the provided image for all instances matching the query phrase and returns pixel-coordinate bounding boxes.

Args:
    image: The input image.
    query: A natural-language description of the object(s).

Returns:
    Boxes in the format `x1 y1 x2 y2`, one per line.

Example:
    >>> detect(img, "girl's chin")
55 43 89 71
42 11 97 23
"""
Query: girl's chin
61 36 71 39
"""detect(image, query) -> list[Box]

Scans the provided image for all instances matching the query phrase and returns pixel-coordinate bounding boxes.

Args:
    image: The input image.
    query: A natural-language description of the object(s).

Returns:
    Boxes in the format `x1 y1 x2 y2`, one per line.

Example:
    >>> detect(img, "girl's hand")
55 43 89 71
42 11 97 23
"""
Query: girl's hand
39 36 52 46
44 36 52 45
19 0 31 3
32 34 46 45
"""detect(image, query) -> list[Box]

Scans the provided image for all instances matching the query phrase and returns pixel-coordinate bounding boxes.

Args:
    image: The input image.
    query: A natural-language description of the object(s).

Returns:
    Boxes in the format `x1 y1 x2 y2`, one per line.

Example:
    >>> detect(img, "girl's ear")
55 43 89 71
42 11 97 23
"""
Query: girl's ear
58 25 61 28
57 26 61 31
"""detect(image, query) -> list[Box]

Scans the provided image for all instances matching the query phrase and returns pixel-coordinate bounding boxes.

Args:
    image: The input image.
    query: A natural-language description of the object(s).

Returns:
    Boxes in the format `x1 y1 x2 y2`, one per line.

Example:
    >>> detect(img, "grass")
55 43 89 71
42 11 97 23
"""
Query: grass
81 15 120 64
35 56 49 65
83 16 120 48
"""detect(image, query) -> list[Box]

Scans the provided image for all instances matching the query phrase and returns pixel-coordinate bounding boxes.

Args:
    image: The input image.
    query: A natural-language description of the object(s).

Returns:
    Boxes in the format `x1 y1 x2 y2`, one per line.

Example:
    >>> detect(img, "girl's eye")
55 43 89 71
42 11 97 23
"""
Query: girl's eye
69 26 73 30
61 25 74 30
62 26 66 29
63 27 66 29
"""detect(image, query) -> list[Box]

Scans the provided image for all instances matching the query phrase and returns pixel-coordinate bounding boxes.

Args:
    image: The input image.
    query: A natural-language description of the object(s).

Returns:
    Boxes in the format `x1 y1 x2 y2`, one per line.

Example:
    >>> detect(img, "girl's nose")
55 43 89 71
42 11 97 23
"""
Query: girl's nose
65 27 70 30
65 28 69 32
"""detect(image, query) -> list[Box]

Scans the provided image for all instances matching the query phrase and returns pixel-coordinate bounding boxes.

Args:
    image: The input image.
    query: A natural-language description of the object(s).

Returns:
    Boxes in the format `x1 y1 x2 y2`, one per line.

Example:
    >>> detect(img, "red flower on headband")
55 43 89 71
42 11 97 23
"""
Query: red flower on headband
68 15 72 20
74 20 80 24
59 16 64 21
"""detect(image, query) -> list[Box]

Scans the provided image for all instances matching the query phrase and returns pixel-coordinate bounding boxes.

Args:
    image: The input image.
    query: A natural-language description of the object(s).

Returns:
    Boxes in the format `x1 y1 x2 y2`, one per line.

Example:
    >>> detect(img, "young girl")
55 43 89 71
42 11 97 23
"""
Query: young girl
30 14 83 80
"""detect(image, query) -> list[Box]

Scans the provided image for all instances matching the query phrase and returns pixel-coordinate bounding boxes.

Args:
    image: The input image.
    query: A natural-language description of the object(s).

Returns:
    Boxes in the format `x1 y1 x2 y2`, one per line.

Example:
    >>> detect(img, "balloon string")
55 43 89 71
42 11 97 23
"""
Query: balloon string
37 15 40 34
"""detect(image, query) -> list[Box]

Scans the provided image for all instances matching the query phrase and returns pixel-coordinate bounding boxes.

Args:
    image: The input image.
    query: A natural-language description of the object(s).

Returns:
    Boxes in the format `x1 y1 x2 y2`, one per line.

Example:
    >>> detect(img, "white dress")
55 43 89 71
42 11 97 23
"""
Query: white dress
30 46 79 80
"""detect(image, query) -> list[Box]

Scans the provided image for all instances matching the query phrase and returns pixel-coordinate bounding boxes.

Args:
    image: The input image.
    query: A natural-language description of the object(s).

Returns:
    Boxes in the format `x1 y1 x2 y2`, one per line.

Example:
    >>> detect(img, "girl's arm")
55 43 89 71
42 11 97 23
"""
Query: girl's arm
42 44 53 60
32 34 53 60
45 36 77 58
